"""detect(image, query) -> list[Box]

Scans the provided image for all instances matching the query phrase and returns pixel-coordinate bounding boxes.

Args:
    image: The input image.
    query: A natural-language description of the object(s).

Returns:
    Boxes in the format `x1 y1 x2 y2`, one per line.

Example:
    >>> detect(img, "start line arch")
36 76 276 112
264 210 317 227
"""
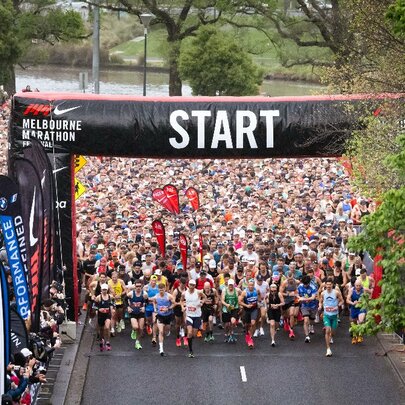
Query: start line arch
7 92 401 320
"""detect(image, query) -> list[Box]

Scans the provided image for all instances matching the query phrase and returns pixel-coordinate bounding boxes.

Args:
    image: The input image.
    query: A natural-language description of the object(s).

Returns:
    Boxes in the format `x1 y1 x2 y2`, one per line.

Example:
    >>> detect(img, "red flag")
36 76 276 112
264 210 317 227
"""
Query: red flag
152 188 175 214
152 220 166 258
185 187 200 211
163 184 180 215
179 234 188 271
199 234 203 263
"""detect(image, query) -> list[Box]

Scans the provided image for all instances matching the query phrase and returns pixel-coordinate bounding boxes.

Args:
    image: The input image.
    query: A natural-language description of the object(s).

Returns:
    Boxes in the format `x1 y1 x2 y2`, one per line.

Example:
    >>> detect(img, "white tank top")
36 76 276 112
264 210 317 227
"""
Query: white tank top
185 289 201 317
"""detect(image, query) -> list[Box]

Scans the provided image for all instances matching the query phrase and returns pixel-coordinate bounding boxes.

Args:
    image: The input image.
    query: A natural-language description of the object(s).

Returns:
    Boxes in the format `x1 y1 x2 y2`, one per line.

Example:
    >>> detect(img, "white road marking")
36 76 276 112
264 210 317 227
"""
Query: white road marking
240 366 247 382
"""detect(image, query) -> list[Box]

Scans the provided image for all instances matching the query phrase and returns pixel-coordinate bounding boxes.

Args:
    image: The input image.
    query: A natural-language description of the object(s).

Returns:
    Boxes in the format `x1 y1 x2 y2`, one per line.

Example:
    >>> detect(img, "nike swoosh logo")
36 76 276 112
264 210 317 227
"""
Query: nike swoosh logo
53 166 68 174
166 194 177 199
29 187 38 247
53 105 81 116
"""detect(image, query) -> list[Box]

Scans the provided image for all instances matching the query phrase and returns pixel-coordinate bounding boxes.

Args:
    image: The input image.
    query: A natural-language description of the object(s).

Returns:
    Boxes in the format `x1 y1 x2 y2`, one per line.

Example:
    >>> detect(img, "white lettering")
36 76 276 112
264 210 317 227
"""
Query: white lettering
211 111 233 148
191 110 211 149
260 110 279 148
169 110 190 149
236 111 258 149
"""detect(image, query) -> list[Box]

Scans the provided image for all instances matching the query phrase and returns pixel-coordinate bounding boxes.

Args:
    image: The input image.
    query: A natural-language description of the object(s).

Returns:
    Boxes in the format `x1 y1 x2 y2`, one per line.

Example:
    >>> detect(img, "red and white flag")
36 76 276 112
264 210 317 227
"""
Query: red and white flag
179 234 188 271
185 187 200 211
152 188 175 214
163 184 180 214
152 220 166 258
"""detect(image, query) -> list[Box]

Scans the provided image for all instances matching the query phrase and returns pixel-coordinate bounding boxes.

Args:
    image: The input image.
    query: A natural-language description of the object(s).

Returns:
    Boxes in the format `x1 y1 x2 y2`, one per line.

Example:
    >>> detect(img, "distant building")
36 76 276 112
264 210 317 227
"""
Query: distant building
55 0 89 20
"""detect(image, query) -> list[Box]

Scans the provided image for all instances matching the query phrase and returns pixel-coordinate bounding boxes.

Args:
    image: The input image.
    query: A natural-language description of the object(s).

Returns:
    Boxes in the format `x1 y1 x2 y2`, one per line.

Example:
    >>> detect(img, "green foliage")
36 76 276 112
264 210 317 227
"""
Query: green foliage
348 134 405 336
386 0 405 37
179 26 263 96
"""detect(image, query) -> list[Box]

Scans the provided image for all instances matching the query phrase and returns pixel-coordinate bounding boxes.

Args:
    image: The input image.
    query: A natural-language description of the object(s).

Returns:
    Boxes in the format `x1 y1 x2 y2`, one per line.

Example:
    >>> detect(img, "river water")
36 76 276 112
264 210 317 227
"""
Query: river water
15 66 322 97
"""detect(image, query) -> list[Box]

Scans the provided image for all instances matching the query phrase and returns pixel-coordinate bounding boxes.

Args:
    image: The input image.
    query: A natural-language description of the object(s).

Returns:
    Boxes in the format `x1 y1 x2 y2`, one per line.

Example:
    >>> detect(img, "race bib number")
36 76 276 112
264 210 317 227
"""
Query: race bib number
160 306 168 312
325 306 336 313
187 306 196 312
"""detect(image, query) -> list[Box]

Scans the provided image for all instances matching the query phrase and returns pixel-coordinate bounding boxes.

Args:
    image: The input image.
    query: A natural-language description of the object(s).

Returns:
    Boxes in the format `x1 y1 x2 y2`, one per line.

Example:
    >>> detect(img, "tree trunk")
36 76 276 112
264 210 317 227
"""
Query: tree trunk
168 41 182 96
0 64 16 95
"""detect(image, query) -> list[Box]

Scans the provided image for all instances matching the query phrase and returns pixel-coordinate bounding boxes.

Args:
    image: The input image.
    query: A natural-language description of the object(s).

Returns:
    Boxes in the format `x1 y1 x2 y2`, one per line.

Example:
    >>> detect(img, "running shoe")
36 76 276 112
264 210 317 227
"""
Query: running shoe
151 338 157 347
105 342 111 351
176 338 182 347
116 324 122 333
253 329 259 338
357 335 363 343
160 351 166 357
183 336 188 346
309 324 315 335
119 319 125 330
135 340 142 350
305 336 311 343
259 327 265 336
330 337 334 344
209 334 215 342
230 334 237 343
217 323 224 329
146 325 152 335
204 336 210 343
99 339 105 352
283 320 290 332
245 334 250 345
271 340 276 347
248 336 254 348
352 337 357 344
326 348 332 357
131 330 137 340
82 302 88 311
188 352 194 358
166 330 171 337
196 330 203 338
289 330 295 340
224 335 229 343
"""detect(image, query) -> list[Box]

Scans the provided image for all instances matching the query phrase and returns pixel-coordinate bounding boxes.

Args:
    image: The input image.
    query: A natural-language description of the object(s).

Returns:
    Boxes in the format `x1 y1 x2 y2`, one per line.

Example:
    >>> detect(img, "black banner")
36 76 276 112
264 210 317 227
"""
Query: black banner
9 306 28 356
12 158 44 332
0 262 10 395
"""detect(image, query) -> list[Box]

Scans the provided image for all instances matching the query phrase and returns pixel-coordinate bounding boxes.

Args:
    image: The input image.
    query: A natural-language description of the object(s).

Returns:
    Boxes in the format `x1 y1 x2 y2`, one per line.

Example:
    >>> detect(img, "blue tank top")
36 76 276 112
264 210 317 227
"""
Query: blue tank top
129 292 145 314
146 284 159 311
351 288 364 304
156 293 172 316
323 289 339 315
244 288 258 308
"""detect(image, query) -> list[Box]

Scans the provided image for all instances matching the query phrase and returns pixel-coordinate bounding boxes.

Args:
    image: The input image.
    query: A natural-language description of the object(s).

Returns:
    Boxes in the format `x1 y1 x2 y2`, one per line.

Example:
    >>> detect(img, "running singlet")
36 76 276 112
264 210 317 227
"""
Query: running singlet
350 288 364 307
98 295 112 314
146 284 159 311
129 291 145 314
359 276 370 289
156 293 172 316
108 280 123 305
322 289 339 315
244 289 258 309
185 290 202 317
202 289 215 310
223 288 239 313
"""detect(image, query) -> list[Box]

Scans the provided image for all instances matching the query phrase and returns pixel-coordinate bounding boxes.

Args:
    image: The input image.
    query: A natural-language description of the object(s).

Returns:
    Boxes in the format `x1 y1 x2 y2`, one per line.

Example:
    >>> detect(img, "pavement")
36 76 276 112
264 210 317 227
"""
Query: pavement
35 313 405 405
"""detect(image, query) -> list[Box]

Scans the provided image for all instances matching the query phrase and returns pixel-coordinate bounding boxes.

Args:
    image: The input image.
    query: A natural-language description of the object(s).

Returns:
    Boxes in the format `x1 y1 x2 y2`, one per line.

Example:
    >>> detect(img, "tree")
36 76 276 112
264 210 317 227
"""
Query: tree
179 26 263 96
0 0 86 94
87 1 232 96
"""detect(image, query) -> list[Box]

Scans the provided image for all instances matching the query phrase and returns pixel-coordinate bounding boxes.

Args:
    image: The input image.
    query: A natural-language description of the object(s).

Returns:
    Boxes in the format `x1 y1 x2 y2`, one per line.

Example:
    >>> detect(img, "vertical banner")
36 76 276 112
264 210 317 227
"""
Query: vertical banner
179 234 188 271
0 176 30 320
152 220 166 258
12 158 44 332
152 188 175 214
0 262 10 395
185 187 200 211
9 306 29 356
163 184 180 215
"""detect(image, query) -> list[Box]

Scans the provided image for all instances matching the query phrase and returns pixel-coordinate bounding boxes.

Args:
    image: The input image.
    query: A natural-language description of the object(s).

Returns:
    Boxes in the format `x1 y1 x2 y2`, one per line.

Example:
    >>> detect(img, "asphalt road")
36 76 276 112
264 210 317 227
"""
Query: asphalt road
81 317 405 405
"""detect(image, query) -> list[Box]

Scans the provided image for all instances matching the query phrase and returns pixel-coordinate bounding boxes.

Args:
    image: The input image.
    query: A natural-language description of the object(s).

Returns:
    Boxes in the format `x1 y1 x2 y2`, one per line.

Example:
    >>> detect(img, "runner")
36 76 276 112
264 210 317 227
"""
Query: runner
144 275 159 346
319 278 344 357
254 275 269 337
108 271 126 335
181 279 205 358
267 283 284 347
127 280 148 350
171 275 187 347
201 281 218 342
297 275 318 343
94 284 114 351
239 279 260 348
347 280 367 344
153 283 175 356
279 271 299 339
221 278 240 343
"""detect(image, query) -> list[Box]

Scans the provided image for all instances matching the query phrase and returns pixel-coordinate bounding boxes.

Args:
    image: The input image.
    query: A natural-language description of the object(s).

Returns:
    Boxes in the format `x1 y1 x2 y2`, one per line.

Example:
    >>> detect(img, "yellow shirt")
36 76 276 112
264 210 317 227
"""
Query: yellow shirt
108 279 124 305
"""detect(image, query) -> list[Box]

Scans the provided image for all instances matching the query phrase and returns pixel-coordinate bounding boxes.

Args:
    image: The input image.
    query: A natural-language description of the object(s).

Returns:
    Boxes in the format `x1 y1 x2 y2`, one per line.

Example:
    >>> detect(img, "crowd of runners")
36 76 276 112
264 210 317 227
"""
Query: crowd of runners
75 147 376 359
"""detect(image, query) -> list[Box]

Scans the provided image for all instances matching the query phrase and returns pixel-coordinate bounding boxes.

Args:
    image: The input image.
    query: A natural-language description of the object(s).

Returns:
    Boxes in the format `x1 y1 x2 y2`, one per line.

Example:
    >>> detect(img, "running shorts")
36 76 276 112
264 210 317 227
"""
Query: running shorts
243 308 258 325
186 316 201 329
130 312 145 320
97 313 111 327
157 314 173 325
202 307 215 323
301 307 317 320
222 309 239 323
267 309 281 323
323 314 338 329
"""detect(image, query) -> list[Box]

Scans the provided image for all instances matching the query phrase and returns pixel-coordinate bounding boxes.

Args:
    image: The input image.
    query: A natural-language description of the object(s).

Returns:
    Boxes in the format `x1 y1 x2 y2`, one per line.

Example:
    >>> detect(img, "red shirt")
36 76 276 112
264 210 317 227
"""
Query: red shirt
196 277 214 290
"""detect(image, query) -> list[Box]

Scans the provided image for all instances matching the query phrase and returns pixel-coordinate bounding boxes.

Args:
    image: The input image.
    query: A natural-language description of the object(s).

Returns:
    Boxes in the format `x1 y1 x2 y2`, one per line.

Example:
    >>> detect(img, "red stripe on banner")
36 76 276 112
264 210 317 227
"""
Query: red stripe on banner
163 184 180 215
185 187 200 211
179 234 188 271
152 220 166 258
152 188 175 214
71 155 78 322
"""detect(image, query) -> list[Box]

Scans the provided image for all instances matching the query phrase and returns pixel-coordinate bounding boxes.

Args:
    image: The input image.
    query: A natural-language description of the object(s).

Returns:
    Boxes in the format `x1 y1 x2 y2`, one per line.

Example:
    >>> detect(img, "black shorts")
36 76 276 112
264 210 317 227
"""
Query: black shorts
283 301 297 311
243 308 258 324
130 312 145 320
173 306 184 318
202 307 215 323
186 316 201 329
267 309 281 323
157 314 173 325
222 309 239 323
98 313 111 327
115 304 124 310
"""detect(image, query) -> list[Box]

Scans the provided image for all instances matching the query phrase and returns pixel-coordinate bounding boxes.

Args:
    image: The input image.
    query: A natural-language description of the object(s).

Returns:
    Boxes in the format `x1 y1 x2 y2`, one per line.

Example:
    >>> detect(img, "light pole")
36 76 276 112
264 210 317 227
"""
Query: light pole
140 13 154 96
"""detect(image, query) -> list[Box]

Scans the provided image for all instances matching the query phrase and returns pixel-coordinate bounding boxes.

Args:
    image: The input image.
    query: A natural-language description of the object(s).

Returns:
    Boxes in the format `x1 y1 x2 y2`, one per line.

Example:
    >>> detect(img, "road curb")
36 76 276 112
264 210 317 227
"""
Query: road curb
376 332 405 387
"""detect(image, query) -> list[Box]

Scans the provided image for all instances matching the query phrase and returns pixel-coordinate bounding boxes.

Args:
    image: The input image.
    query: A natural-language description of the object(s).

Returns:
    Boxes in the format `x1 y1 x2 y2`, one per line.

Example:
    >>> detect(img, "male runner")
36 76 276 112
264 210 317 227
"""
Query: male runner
239 279 260 348
254 275 269 337
221 278 240 343
108 271 126 335
144 275 159 346
347 280 367 344
297 275 318 343
319 278 344 356
127 280 148 350
201 281 218 342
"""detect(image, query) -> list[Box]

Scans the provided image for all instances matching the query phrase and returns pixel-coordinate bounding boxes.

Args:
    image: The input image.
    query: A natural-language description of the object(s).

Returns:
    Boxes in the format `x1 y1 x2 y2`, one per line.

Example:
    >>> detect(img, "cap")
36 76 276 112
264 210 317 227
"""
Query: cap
155 269 162 276
228 279 235 285
20 348 32 357
133 261 142 267
322 258 329 264
189 279 196 285
101 283 109 290
145 233 152 238
209 259 217 268
256 275 263 281
97 244 105 250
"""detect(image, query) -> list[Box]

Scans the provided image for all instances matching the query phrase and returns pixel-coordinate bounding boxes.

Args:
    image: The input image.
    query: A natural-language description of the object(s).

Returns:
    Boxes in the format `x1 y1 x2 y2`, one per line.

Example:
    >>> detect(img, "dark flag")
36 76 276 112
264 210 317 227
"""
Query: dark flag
152 220 166 258
152 188 175 214
9 306 29 356
185 187 200 211
0 176 30 321
179 234 188 271
12 158 44 332
22 140 55 301
163 184 180 215
0 262 11 395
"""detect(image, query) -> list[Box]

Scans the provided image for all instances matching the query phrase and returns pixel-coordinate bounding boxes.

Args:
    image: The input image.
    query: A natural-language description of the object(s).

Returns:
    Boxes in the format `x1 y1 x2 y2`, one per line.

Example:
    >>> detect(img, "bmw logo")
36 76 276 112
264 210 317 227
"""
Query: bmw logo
0 197 7 211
